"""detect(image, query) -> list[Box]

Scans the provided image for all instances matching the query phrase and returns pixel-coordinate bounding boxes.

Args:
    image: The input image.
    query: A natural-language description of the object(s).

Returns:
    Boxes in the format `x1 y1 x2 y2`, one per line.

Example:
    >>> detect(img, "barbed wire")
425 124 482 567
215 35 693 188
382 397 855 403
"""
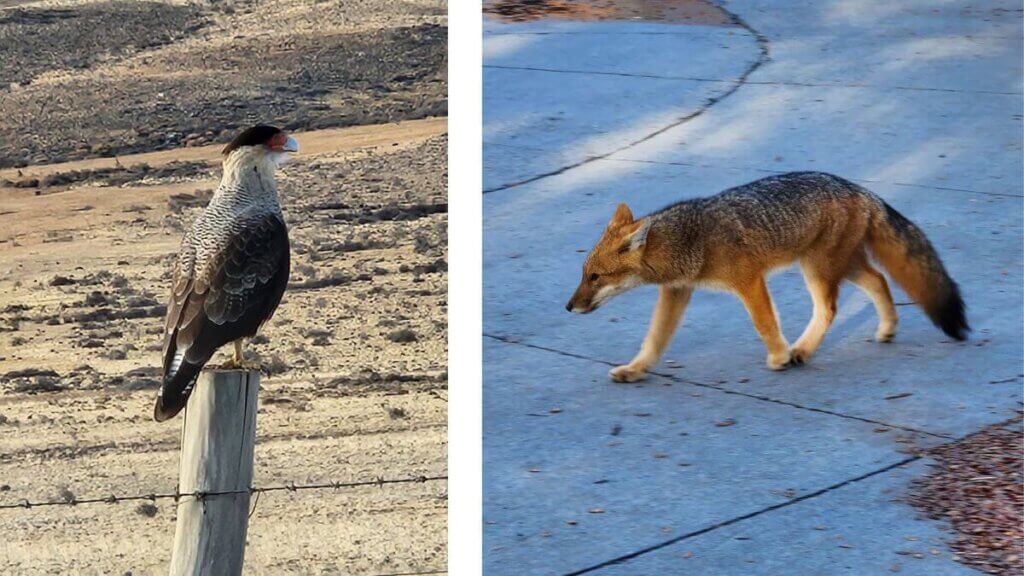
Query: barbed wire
0 474 447 511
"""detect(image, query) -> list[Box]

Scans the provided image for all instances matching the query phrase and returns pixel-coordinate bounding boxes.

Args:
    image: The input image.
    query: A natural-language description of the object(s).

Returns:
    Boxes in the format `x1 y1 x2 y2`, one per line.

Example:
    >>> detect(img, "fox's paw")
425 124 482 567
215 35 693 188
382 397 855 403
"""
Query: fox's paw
788 346 812 366
875 323 897 343
766 350 792 371
609 364 648 383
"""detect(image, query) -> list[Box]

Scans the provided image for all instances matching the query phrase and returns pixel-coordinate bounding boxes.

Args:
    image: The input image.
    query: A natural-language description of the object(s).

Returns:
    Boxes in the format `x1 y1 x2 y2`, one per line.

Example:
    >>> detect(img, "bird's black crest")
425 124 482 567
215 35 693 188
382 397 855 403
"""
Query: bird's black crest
222 125 283 156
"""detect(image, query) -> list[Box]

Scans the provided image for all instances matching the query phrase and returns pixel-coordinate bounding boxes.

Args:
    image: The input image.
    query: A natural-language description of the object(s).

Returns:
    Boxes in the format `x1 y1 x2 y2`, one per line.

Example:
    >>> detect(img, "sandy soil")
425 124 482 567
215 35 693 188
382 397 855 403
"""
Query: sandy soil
483 0 734 25
0 0 447 574
0 0 446 168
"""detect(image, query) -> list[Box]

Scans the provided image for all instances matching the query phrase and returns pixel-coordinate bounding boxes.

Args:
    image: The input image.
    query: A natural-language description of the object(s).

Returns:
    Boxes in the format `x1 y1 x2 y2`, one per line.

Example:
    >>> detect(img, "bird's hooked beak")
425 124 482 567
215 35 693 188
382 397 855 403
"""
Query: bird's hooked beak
268 135 299 167
282 135 299 153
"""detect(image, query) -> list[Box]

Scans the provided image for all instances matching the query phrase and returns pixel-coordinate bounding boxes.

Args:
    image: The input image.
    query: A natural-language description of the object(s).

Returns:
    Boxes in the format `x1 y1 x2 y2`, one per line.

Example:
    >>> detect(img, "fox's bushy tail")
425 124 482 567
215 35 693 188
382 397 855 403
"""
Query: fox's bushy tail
867 200 969 340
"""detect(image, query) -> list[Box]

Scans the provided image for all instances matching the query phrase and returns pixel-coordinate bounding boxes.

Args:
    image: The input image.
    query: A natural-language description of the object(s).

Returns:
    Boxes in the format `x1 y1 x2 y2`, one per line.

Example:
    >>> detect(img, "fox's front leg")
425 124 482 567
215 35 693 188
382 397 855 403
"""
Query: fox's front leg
610 285 693 383
735 276 792 370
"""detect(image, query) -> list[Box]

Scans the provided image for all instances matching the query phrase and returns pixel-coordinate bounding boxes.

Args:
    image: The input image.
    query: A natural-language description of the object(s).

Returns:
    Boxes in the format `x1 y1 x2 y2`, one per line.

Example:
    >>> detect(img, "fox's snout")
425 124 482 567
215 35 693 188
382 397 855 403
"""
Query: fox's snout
565 295 587 314
565 299 593 314
561 282 598 313
565 285 596 314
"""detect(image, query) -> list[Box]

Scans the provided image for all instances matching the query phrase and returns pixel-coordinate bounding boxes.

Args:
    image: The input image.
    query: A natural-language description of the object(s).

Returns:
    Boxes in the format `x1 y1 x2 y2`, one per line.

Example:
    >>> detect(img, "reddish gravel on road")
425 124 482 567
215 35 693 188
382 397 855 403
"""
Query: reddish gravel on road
908 415 1023 575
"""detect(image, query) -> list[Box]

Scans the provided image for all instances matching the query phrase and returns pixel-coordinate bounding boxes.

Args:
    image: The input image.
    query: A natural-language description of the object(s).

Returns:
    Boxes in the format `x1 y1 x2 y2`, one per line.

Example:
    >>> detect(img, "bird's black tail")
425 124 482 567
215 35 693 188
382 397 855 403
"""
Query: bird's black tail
153 362 203 422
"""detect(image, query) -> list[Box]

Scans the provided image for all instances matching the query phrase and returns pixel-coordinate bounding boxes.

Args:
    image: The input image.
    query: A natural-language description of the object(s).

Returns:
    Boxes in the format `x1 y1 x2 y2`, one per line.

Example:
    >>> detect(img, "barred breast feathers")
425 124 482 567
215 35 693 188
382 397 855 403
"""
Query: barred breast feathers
185 145 286 266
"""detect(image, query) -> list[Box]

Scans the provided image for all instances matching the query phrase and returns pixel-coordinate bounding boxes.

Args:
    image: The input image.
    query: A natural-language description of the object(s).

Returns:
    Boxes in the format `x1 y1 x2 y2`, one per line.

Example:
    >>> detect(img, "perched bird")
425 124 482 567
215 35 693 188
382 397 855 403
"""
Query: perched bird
154 125 297 422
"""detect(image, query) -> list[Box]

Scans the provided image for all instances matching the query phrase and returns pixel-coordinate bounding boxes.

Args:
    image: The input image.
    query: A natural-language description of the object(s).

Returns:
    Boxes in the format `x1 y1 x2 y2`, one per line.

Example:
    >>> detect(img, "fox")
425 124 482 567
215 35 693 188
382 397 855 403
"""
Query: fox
565 171 969 383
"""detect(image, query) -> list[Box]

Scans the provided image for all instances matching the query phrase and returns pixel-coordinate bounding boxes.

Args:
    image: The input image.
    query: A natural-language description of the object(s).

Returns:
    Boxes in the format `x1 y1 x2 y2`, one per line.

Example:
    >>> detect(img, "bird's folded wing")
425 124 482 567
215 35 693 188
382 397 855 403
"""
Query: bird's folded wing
162 214 290 372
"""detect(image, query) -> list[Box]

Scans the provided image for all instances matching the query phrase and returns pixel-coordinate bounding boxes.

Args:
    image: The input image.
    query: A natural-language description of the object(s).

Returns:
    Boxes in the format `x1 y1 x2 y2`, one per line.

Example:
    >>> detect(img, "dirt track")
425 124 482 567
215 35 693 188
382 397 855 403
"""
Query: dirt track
483 0 732 24
0 0 446 168
0 0 446 573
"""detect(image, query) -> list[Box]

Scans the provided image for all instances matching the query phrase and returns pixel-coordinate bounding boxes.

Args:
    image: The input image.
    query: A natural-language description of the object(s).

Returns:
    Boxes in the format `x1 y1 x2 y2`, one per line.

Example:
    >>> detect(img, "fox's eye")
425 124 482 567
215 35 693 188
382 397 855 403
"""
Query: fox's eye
588 273 599 282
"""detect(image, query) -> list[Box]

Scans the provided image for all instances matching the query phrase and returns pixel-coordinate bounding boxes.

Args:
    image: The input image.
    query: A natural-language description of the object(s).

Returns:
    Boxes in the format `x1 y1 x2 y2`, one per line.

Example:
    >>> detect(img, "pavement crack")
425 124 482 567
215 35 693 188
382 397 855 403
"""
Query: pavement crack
484 65 1021 96
482 2 771 195
482 142 1023 199
483 333 954 440
661 373 954 440
560 456 922 575
484 64 735 83
559 417 1022 574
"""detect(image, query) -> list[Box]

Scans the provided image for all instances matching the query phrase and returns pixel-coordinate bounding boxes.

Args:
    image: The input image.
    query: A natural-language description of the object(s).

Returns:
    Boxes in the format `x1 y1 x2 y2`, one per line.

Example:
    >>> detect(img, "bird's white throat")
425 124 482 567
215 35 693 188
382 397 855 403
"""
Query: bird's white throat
217 146 284 208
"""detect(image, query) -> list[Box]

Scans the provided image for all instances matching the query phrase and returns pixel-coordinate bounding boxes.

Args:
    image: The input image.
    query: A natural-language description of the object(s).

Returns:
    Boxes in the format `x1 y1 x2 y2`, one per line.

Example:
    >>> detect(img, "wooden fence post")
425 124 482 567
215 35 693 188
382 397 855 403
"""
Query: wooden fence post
169 370 260 576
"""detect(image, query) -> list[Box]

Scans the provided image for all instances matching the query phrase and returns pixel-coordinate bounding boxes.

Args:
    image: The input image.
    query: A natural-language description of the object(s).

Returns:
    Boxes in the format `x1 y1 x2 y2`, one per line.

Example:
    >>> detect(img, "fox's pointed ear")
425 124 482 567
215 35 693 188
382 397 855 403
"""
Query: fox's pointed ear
618 218 651 253
608 203 634 230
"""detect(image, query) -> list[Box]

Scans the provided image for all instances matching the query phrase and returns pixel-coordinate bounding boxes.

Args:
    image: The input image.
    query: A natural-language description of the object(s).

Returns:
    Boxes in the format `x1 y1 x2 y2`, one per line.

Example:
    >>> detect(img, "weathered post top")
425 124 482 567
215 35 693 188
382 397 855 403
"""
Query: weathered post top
169 370 260 576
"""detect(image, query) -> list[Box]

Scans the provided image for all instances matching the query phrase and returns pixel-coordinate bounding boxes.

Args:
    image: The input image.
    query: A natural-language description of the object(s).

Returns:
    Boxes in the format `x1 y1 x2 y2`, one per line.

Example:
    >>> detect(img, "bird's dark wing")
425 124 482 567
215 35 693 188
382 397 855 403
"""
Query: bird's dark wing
154 214 289 421
160 234 195 381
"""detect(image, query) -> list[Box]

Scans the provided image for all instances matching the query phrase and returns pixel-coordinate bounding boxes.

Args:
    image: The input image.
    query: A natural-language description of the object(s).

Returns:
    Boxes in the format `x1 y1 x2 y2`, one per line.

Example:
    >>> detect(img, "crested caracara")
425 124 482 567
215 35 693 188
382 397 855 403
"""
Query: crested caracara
154 125 297 422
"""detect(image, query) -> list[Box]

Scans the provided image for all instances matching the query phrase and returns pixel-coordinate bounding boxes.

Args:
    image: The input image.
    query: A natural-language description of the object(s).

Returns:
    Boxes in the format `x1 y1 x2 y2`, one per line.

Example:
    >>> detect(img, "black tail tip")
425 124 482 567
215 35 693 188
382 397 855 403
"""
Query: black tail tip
934 286 969 341
153 395 185 422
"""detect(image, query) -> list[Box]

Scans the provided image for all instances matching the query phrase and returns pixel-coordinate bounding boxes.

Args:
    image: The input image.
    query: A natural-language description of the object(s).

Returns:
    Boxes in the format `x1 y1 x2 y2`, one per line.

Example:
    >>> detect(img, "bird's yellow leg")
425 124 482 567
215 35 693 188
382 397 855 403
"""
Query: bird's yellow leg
221 340 245 369
223 339 262 371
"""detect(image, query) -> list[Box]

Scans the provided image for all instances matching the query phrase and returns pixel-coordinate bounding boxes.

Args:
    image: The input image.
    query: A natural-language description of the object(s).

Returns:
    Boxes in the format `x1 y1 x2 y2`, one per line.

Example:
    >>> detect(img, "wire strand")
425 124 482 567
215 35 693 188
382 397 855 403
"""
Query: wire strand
0 474 447 511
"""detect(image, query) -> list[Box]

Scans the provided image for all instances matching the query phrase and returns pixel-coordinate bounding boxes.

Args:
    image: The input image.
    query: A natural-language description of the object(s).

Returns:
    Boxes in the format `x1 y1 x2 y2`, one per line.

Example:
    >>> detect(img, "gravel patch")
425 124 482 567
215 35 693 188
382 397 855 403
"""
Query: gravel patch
908 415 1023 575
0 1 206 89
0 4 446 168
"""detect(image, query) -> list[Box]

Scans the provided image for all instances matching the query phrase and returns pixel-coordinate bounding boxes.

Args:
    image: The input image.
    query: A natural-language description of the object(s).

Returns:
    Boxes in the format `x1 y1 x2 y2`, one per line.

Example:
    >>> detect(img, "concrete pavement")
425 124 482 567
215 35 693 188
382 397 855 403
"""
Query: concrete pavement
483 2 1022 574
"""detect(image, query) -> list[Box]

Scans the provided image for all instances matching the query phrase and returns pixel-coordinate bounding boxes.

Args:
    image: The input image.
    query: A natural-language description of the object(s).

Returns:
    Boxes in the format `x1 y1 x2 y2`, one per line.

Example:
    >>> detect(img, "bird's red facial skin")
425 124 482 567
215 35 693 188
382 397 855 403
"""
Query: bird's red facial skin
266 132 289 151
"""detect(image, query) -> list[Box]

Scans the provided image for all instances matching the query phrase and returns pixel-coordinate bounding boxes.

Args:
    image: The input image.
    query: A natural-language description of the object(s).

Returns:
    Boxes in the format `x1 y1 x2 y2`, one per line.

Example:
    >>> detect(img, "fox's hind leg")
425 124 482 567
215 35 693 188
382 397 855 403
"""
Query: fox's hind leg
848 253 898 342
734 275 792 370
791 261 841 365
610 285 692 383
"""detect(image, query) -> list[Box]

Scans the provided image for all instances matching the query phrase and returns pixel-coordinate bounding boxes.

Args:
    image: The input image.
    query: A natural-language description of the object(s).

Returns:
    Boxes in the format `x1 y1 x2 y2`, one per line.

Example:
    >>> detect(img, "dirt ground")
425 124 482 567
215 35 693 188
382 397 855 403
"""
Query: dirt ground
0 0 446 168
0 0 447 574
483 0 733 25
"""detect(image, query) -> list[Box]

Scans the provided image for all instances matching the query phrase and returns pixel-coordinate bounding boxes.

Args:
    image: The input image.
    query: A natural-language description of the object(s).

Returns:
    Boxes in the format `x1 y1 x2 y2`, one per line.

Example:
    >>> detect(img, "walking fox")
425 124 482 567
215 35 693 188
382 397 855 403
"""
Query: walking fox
566 172 968 382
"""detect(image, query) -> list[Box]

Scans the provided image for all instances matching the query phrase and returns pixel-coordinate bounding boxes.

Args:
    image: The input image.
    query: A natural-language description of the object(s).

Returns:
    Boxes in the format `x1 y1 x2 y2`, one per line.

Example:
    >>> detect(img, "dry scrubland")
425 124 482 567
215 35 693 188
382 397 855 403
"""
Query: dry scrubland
0 0 447 573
